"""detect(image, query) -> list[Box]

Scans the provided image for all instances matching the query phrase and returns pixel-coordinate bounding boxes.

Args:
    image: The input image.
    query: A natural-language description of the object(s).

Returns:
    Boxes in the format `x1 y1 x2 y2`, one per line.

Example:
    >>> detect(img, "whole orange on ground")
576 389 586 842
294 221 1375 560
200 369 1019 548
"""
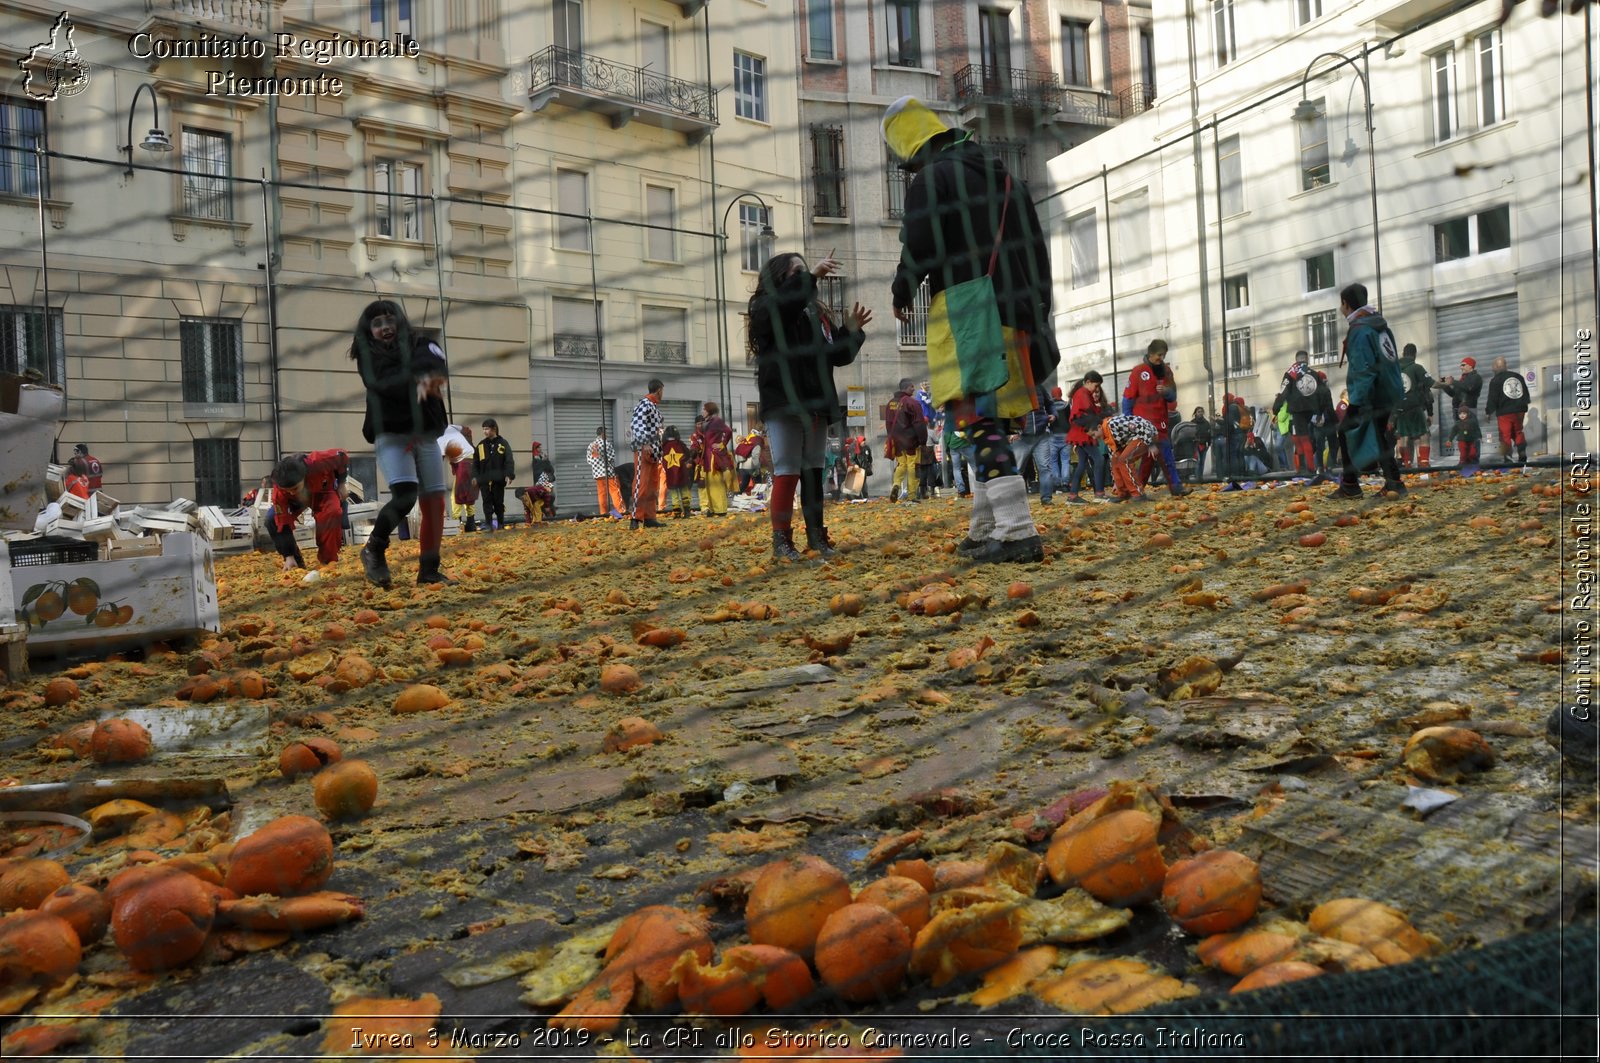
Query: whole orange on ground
312 760 378 820
279 737 343 777
1046 809 1168 906
0 859 71 912
1160 849 1262 935
814 902 912 1004
854 875 931 939
746 855 853 960
224 815 334 897
89 718 152 765
111 868 217 971
0 911 81 986
39 883 110 945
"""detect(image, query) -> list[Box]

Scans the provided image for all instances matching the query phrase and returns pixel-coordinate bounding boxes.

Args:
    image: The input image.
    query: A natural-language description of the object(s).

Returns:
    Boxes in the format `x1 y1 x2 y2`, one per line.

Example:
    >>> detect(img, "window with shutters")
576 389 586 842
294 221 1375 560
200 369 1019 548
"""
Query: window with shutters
1434 204 1510 262
1211 0 1236 69
1304 251 1335 293
642 304 687 364
1112 189 1150 276
556 168 589 250
1218 135 1243 216
181 129 232 220
1306 310 1340 365
373 157 424 241
1224 326 1252 373
1476 29 1506 128
0 97 47 198
1061 20 1091 87
810 125 846 218
0 305 65 385
886 0 921 67
1431 47 1457 144
1069 209 1099 288
552 296 601 359
734 52 767 121
807 0 835 60
897 279 930 348
1297 98 1329 190
180 317 244 410
193 439 240 508
645 184 676 261
1223 274 1249 310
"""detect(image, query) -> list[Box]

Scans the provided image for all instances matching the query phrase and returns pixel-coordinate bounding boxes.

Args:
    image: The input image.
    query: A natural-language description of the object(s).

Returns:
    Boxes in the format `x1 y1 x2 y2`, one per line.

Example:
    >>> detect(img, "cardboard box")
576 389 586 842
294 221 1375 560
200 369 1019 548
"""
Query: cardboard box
14 532 219 655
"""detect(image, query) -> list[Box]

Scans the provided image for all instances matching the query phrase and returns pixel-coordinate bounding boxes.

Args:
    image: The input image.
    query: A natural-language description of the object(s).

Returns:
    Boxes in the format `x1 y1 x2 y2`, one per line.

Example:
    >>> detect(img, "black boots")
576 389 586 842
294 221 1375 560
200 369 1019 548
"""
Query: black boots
417 552 455 585
800 469 836 559
772 527 803 562
967 535 1044 564
360 545 392 588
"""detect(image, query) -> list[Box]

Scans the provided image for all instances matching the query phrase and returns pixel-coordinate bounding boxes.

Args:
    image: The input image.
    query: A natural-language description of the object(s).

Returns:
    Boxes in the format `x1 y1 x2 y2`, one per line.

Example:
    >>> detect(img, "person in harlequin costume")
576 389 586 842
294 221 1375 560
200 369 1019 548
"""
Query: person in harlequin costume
884 95 1057 563
1101 414 1157 502
268 449 350 572
1123 339 1188 497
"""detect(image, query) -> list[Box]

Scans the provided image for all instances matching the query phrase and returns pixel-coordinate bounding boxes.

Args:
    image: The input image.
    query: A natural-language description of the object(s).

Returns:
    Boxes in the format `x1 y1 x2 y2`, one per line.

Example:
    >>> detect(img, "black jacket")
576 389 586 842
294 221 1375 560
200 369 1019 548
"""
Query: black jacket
1276 363 1322 415
750 270 864 421
1485 369 1530 416
1190 415 1212 446
529 455 555 483
1440 369 1483 414
474 436 514 482
891 138 1059 384
359 334 448 442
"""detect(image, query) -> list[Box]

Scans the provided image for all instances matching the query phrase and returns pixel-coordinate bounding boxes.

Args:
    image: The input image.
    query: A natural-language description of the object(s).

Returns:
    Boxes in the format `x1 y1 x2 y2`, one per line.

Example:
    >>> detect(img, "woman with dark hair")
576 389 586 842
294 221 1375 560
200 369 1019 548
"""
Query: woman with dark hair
746 251 871 560
1189 405 1213 481
349 299 454 587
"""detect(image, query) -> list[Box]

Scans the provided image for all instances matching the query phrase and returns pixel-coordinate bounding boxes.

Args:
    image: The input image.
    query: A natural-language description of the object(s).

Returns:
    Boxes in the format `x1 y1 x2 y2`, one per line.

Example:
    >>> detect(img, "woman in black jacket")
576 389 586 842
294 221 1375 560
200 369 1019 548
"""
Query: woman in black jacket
1189 406 1213 480
350 299 454 587
746 252 871 561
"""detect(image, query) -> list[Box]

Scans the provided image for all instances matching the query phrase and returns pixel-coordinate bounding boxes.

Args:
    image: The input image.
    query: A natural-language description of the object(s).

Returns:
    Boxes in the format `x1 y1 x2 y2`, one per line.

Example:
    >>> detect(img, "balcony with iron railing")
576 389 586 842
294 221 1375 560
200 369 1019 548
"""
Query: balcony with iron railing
553 333 601 360
137 0 281 47
954 63 1063 112
643 340 687 364
527 46 717 143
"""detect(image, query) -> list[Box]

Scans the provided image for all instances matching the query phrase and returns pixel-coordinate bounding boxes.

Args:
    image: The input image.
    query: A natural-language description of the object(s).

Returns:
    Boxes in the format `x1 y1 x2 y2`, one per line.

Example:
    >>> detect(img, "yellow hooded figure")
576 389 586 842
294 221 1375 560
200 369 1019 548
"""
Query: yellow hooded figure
882 95 951 165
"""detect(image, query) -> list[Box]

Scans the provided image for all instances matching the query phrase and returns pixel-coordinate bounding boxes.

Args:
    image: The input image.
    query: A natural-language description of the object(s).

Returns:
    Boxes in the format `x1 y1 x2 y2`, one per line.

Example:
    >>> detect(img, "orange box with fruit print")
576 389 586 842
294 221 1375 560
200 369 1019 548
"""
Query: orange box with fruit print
10 532 220 657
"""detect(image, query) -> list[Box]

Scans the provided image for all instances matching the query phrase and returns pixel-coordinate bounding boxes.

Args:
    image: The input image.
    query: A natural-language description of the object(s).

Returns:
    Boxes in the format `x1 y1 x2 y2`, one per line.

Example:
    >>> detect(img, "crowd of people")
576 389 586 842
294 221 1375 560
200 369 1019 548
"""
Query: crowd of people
238 94 1541 587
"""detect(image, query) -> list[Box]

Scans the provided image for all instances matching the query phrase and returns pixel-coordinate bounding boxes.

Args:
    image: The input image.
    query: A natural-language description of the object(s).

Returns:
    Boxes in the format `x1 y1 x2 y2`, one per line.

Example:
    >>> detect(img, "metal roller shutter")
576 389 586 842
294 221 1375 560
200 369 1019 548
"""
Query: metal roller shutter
657 399 702 437
553 398 615 515
1434 295 1519 459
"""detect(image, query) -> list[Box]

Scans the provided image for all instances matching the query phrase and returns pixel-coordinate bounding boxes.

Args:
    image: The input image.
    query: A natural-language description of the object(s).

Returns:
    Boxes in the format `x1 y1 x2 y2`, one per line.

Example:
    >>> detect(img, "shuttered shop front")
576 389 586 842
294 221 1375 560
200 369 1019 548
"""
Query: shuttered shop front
553 398 615 514
1434 295 1519 459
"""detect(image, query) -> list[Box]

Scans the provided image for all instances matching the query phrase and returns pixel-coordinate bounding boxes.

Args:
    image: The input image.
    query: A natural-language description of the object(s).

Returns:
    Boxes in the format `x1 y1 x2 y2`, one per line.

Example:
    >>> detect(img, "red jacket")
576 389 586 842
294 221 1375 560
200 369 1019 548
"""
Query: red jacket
1124 361 1176 438
662 439 692 489
887 393 927 454
1065 386 1107 446
270 449 348 532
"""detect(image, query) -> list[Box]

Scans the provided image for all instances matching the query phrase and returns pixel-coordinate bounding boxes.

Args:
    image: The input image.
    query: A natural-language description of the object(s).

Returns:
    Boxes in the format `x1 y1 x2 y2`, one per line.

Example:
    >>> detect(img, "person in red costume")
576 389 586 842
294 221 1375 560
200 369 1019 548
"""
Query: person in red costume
1122 339 1188 496
269 449 350 572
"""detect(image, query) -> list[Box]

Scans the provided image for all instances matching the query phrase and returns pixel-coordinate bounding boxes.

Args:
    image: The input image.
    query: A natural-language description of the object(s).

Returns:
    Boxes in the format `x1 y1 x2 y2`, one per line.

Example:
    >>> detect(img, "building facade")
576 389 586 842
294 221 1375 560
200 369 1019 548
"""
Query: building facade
1042 0 1597 462
793 0 1152 439
0 0 803 512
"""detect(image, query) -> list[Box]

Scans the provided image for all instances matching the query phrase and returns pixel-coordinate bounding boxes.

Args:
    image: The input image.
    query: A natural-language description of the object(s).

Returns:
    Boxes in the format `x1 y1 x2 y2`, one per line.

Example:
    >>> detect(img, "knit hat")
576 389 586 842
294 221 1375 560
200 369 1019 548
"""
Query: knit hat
1051 387 1063 399
531 441 542 453
882 97 950 163
1461 357 1476 369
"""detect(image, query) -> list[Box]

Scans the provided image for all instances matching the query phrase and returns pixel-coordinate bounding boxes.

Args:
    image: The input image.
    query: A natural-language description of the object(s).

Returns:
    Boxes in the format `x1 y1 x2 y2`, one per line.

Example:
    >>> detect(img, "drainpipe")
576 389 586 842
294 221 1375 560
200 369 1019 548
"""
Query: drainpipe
35 142 55 464
1184 0 1214 411
1101 166 1118 396
259 173 282 460
1212 119 1224 414
703 4 728 418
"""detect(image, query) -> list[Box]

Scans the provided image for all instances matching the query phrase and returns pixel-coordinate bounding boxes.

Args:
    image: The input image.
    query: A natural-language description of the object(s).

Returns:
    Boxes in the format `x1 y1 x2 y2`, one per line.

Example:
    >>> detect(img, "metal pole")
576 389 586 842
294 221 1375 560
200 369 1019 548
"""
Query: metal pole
1101 165 1118 397
259 174 282 459
35 143 52 413
588 213 613 484
429 193 452 424
1362 51 1381 310
1213 119 1226 414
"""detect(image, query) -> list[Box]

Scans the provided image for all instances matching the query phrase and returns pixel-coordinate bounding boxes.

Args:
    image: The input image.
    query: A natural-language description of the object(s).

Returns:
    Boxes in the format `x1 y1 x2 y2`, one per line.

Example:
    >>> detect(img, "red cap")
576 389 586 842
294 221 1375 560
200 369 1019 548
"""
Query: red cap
1050 387 1063 399
1461 357 1476 369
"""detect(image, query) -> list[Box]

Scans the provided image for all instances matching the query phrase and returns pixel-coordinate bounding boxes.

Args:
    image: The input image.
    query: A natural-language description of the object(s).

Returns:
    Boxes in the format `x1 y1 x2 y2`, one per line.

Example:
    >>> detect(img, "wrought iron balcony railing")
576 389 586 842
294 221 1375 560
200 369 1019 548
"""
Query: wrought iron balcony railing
527 46 718 135
553 333 600 360
954 63 1063 111
643 340 687 364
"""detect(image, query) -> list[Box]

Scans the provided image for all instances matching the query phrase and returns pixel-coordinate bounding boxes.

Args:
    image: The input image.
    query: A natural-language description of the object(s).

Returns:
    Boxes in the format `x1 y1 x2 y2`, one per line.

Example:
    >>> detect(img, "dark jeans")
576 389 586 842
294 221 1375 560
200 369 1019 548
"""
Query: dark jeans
481 480 506 525
1065 442 1107 495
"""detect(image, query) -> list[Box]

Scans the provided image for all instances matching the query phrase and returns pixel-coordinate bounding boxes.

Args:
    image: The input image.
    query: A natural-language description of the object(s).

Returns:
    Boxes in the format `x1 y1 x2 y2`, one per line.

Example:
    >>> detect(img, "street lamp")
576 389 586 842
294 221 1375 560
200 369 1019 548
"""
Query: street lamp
1293 51 1381 309
713 190 776 417
124 82 173 176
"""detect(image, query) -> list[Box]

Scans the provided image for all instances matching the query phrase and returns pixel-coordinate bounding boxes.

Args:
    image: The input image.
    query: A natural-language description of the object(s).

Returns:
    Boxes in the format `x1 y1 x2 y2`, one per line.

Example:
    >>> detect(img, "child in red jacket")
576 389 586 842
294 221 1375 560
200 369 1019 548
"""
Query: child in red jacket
269 449 350 571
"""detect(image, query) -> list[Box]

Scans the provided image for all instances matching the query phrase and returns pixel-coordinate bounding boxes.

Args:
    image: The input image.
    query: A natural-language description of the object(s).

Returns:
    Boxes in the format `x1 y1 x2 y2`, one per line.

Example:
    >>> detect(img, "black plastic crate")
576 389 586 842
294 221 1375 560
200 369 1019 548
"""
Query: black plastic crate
8 538 99 568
